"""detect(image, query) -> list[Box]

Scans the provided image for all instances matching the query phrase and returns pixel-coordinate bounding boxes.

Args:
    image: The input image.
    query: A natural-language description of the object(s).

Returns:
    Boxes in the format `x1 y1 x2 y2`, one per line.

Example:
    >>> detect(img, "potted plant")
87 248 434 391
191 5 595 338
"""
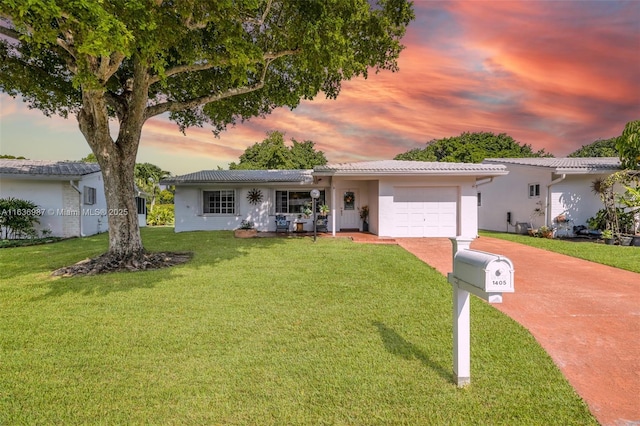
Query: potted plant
234 220 257 238
319 204 330 216
359 205 369 232
302 202 313 218
601 229 613 245
539 225 553 239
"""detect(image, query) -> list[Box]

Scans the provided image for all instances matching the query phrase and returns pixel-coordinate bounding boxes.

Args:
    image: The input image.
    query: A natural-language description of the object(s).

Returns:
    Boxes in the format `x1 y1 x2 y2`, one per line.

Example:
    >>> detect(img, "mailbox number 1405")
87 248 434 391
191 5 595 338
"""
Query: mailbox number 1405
492 280 508 286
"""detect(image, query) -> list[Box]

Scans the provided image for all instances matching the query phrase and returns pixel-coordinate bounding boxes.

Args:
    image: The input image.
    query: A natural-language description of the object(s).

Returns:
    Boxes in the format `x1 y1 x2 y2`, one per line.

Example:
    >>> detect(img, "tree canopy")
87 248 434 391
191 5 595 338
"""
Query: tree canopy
80 153 98 162
229 131 327 170
394 132 553 163
617 120 640 170
0 0 414 266
568 138 618 158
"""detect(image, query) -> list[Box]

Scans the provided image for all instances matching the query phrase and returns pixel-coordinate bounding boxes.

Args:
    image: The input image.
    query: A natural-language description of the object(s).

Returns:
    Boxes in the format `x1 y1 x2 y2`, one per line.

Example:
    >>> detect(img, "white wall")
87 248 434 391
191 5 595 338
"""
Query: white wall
1 178 67 237
174 185 331 233
478 165 552 233
550 174 608 236
0 173 108 238
78 172 108 236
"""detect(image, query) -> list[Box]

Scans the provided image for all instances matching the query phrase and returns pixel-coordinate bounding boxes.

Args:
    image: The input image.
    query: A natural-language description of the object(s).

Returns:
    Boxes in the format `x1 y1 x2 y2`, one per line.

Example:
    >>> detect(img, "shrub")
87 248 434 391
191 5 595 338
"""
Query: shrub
147 204 174 226
0 197 41 239
587 207 634 233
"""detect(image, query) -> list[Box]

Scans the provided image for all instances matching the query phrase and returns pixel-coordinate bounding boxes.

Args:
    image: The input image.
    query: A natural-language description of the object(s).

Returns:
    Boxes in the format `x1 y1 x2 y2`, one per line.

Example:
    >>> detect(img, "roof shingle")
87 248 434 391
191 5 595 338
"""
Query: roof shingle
0 159 101 177
314 160 507 174
483 157 621 173
162 169 314 185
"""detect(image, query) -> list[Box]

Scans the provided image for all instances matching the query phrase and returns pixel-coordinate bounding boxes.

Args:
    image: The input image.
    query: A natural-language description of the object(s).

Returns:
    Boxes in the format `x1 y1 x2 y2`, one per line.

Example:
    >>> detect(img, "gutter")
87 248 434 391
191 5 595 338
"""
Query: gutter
69 180 86 237
545 174 566 226
474 177 494 187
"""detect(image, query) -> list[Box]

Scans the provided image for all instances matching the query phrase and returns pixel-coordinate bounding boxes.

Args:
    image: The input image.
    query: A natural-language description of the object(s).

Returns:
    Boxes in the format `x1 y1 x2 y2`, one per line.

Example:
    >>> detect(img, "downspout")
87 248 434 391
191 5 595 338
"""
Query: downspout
69 180 86 237
475 177 494 232
546 174 566 226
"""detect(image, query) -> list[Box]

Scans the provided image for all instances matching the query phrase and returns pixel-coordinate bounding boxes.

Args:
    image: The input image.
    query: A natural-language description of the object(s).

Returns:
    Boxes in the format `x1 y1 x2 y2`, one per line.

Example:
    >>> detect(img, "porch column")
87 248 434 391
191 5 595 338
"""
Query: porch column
331 180 337 236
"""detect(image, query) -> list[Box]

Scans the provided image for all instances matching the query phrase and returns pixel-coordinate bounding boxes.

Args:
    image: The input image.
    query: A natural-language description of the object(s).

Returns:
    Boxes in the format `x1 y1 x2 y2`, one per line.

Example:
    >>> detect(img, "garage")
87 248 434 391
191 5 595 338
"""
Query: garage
394 186 457 237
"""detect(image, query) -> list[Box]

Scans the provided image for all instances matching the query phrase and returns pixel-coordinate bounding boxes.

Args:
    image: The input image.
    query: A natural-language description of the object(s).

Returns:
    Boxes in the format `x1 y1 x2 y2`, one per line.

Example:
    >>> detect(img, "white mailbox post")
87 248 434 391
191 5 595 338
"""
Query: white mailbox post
447 237 515 387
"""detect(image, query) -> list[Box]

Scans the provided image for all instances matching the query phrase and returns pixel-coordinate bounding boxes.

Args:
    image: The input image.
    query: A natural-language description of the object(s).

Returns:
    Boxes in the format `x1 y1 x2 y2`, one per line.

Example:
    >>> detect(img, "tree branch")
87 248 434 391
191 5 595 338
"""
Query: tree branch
144 61 271 120
244 0 273 26
0 24 20 40
149 48 299 86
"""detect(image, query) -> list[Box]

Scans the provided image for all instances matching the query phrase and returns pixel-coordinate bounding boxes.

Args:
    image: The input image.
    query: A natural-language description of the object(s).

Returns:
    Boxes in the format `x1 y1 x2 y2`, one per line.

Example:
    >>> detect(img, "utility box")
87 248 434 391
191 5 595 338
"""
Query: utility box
453 249 514 293
515 222 531 235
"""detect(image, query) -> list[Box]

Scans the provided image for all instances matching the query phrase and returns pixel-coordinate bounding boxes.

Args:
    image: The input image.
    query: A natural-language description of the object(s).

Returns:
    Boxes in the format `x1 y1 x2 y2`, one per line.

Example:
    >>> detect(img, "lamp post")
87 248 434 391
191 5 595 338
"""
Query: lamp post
310 189 320 242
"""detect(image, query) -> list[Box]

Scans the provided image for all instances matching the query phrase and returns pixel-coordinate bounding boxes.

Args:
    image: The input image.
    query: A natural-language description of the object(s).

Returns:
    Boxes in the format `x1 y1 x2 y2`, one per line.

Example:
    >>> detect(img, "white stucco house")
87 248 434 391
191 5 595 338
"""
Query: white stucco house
162 160 508 238
478 157 622 236
0 159 147 238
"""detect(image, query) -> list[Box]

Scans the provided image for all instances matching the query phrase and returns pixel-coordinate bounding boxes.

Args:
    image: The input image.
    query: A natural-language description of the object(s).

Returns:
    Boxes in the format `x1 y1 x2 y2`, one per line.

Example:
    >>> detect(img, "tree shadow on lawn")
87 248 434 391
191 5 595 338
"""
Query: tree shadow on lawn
27 231 289 299
373 321 452 383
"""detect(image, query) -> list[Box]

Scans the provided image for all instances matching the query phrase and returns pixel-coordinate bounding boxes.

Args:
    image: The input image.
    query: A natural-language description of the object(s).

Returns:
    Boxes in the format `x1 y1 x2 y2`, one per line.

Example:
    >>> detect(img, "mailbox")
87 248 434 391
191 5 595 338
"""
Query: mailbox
453 249 514 293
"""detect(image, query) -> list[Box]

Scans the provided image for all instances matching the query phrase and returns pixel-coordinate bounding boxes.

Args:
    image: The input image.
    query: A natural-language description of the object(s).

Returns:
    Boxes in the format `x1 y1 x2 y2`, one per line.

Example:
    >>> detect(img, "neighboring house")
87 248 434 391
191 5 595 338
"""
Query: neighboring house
478 157 621 236
0 159 147 238
162 160 507 237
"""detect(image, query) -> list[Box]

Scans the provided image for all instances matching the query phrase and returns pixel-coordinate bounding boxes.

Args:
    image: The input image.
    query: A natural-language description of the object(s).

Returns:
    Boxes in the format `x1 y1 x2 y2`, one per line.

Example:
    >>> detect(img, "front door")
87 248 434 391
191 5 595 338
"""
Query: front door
340 190 360 230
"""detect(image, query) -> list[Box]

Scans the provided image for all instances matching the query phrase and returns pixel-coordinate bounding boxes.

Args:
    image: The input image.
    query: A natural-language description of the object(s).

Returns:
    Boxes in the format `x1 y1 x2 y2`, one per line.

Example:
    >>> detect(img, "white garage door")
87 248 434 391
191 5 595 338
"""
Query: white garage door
394 187 457 237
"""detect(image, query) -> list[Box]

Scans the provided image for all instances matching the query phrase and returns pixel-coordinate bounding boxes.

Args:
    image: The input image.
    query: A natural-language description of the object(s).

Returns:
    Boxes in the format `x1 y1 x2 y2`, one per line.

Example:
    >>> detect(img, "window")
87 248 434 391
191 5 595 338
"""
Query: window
203 190 235 214
135 197 147 215
275 190 326 214
83 186 96 205
477 192 482 207
528 183 540 198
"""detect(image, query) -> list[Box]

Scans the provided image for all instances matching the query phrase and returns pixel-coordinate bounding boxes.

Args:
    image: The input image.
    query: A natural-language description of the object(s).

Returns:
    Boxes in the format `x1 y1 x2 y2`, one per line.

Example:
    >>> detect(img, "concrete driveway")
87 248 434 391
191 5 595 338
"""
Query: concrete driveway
395 236 640 426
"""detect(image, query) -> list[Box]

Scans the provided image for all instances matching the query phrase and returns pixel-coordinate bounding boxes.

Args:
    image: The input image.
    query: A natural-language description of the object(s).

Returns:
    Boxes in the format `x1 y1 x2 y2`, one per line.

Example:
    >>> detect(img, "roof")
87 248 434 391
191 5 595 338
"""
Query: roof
314 160 508 176
161 169 314 185
0 159 101 178
483 157 621 174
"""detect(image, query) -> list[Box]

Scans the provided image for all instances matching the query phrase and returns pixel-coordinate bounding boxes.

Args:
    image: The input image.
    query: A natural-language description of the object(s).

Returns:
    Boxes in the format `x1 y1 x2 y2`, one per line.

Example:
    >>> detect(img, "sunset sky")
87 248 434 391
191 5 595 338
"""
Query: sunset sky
0 1 638 175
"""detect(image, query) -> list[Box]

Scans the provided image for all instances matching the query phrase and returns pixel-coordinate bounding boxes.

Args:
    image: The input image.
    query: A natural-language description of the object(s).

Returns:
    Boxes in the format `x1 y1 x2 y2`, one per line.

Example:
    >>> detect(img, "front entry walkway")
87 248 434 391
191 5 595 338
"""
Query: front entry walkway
393 236 640 426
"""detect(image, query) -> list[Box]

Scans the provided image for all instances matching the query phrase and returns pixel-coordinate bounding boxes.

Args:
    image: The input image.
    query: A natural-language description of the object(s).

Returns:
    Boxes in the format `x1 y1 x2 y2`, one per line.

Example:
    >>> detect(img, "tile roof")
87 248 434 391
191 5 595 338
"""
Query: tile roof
483 157 621 173
314 160 507 175
162 169 314 185
0 159 101 177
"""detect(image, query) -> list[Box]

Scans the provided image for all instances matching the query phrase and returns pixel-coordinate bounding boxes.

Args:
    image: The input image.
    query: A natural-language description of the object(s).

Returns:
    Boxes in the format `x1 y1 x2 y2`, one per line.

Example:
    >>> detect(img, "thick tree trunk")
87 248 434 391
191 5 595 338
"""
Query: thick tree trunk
101 151 143 258
77 88 145 259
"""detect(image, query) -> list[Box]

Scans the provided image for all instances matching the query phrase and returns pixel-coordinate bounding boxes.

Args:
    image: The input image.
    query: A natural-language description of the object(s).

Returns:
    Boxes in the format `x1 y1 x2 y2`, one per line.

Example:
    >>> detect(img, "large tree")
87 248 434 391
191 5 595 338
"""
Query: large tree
0 1 413 266
229 130 327 170
394 132 552 163
617 120 640 170
568 137 618 158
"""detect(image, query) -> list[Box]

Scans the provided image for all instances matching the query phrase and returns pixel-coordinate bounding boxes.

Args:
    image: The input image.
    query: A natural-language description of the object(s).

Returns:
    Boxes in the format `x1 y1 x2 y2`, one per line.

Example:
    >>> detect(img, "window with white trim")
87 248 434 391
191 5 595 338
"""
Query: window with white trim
135 196 147 215
528 183 540 198
275 190 326 214
83 186 96 205
203 190 235 214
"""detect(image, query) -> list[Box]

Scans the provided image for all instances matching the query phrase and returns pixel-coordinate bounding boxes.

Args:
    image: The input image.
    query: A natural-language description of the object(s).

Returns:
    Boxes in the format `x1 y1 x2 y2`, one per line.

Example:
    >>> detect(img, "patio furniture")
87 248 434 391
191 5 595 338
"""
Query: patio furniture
275 215 290 233
315 216 328 233
293 220 306 232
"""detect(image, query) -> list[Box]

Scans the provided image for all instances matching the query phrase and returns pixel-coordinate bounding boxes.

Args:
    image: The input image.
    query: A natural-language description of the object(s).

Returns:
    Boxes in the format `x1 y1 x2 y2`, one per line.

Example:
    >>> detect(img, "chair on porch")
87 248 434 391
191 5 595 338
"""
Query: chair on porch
315 216 328 233
275 215 290 233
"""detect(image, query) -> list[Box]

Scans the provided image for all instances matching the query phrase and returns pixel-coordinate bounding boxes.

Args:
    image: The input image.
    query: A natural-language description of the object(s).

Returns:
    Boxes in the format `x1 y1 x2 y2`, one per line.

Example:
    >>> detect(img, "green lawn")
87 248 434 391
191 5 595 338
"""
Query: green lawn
0 228 596 425
480 230 640 274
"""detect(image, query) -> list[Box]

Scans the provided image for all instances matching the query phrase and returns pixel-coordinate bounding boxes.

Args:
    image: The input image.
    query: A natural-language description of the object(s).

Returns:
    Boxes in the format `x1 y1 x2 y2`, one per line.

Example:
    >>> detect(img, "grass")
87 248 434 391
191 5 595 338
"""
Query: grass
0 228 597 425
480 230 640 274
